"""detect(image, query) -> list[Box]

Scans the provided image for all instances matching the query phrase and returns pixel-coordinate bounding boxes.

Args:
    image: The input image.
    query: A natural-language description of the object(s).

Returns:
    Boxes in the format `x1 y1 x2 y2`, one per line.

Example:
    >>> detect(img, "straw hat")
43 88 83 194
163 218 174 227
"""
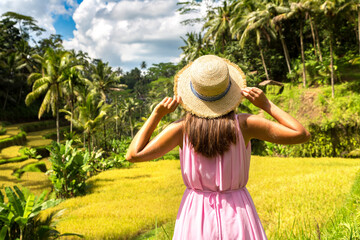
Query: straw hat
174 55 246 118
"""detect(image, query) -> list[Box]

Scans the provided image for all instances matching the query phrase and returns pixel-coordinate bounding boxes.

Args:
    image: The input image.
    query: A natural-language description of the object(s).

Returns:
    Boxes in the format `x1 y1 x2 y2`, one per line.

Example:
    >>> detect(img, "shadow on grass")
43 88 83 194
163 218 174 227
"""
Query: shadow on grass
124 174 151 180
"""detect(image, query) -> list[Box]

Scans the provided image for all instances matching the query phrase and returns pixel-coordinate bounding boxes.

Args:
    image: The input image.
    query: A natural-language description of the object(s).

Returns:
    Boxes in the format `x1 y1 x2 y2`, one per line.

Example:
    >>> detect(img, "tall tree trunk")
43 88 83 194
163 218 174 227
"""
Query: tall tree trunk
3 89 9 110
56 102 60 143
358 8 360 55
300 20 306 88
314 21 323 62
88 133 91 152
308 14 318 59
259 46 270 80
330 37 335 98
129 113 134 138
103 122 107 150
278 29 292 73
115 98 118 137
70 98 74 133
56 85 60 143
17 86 23 103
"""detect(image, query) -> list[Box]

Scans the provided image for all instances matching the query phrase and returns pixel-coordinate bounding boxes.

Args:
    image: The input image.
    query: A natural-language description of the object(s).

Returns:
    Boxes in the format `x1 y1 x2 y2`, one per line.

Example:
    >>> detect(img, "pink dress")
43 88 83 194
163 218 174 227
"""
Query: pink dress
173 114 267 240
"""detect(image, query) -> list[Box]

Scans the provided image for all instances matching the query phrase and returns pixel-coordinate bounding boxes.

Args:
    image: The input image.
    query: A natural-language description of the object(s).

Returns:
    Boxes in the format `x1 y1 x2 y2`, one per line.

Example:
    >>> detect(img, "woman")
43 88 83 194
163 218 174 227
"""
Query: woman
126 55 310 239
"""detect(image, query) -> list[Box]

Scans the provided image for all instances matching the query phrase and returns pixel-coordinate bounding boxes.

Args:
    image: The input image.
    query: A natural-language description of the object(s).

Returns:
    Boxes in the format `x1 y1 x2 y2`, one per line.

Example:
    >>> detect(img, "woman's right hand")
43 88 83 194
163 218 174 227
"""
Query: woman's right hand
153 96 181 117
241 87 270 110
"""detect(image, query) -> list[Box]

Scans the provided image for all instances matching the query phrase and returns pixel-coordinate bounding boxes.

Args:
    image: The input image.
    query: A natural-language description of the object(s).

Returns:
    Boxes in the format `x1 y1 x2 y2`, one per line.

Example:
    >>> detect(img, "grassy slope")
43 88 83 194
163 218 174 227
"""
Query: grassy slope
47 157 360 239
242 80 360 128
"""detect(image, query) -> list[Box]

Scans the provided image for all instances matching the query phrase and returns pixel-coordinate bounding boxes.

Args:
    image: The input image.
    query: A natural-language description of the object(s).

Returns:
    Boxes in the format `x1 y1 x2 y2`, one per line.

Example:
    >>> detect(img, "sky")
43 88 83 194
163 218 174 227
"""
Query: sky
0 0 214 71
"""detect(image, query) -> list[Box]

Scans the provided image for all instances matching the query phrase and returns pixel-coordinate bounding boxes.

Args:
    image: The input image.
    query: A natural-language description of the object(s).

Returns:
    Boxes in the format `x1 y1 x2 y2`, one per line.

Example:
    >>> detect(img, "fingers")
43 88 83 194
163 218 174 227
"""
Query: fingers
162 96 180 110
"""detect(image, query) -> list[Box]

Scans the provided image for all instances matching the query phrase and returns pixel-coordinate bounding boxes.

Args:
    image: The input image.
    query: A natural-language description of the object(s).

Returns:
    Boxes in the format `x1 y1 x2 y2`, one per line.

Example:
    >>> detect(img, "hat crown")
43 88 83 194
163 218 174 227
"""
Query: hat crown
190 55 229 97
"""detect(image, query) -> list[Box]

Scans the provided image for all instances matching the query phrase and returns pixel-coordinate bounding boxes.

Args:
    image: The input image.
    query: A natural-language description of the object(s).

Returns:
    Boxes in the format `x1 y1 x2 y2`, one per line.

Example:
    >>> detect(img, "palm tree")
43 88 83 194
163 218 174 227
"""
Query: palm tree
203 0 233 52
14 39 36 103
90 60 125 102
90 60 126 147
25 48 73 143
62 62 84 133
301 0 323 62
320 0 347 98
180 32 205 62
233 4 276 80
64 93 109 152
0 51 28 110
122 97 139 138
283 1 308 87
269 3 293 74
2 11 45 40
340 0 360 55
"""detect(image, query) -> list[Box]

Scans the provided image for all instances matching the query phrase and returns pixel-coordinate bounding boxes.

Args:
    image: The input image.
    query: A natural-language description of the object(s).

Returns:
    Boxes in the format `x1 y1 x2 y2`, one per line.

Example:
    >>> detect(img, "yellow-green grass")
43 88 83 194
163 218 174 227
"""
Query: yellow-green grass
4 125 20 136
0 145 22 159
0 135 11 140
25 128 55 147
45 160 184 239
44 157 360 239
0 158 52 196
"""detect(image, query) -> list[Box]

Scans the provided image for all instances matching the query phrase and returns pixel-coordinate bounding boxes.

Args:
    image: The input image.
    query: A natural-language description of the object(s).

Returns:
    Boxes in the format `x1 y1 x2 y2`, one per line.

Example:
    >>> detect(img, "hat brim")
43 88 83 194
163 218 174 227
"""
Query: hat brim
174 58 247 118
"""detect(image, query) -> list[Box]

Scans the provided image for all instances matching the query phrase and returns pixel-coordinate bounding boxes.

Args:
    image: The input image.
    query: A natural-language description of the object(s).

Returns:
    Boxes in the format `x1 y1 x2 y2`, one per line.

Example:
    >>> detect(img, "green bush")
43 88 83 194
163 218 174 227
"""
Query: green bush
33 145 50 158
0 155 28 165
0 127 6 135
12 162 47 179
0 131 27 151
42 127 69 141
19 147 42 160
47 140 88 198
19 120 56 133
263 123 360 158
0 186 83 239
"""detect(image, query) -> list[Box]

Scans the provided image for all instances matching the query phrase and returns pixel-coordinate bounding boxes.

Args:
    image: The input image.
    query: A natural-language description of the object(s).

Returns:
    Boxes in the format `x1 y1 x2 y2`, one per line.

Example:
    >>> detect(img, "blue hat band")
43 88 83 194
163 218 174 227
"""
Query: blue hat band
190 80 232 102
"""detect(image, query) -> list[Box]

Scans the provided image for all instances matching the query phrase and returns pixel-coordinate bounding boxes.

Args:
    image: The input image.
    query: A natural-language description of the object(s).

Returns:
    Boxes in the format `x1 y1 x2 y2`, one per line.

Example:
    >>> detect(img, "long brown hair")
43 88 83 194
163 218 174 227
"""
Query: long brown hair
184 111 238 158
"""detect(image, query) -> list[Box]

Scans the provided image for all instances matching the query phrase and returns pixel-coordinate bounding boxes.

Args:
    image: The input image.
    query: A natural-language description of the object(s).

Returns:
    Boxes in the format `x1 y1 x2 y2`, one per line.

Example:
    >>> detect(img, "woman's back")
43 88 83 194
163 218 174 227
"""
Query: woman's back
180 114 251 192
173 114 267 240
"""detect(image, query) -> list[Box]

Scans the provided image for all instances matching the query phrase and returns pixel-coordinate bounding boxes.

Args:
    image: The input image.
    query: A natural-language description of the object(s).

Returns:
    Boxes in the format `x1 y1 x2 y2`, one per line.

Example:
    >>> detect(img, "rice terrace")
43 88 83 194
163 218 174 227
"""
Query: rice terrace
1 0 360 239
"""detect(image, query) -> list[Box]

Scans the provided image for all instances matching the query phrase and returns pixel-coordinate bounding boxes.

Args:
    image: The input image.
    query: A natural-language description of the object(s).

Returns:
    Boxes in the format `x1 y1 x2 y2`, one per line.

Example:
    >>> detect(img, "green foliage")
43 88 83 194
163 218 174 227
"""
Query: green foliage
19 147 42 160
0 185 79 240
42 127 69 141
47 140 88 198
0 155 28 165
0 131 26 151
19 120 56 133
0 127 6 135
32 145 50 158
12 162 47 179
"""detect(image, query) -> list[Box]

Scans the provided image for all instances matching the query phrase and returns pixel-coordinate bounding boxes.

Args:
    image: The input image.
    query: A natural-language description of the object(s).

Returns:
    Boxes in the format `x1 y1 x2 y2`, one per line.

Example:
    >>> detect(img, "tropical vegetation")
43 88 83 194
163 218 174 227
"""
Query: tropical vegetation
1 0 360 238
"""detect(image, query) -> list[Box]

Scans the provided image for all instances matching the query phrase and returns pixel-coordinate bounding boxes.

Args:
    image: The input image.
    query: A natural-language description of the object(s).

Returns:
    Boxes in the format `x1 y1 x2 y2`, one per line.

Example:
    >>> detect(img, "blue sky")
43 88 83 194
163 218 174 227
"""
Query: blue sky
53 0 83 40
0 0 209 70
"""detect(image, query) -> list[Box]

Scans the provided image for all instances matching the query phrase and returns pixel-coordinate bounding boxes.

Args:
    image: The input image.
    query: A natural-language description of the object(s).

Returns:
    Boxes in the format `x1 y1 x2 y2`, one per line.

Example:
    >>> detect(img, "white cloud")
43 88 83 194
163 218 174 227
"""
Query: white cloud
0 0 221 71
0 0 78 36
63 0 210 70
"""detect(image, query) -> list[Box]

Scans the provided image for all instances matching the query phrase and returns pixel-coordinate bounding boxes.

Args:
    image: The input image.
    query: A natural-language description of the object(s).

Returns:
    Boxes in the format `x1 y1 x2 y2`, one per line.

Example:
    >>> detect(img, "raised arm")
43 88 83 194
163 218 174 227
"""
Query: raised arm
240 87 311 145
125 96 183 162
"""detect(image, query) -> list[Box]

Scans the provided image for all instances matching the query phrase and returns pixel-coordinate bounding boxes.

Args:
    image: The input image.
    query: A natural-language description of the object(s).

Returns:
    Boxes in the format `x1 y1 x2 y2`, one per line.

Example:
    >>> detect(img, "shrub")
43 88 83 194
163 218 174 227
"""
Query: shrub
83 149 132 176
19 147 42 160
12 162 47 179
0 127 6 135
47 140 88 198
0 186 83 239
0 155 28 165
42 127 70 141
0 131 27 151
33 145 50 158
19 120 56 133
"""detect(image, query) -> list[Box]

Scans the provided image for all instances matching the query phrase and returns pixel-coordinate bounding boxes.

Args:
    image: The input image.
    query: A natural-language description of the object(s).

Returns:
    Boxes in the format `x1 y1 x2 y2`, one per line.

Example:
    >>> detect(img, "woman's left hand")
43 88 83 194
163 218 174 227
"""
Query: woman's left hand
153 96 181 117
